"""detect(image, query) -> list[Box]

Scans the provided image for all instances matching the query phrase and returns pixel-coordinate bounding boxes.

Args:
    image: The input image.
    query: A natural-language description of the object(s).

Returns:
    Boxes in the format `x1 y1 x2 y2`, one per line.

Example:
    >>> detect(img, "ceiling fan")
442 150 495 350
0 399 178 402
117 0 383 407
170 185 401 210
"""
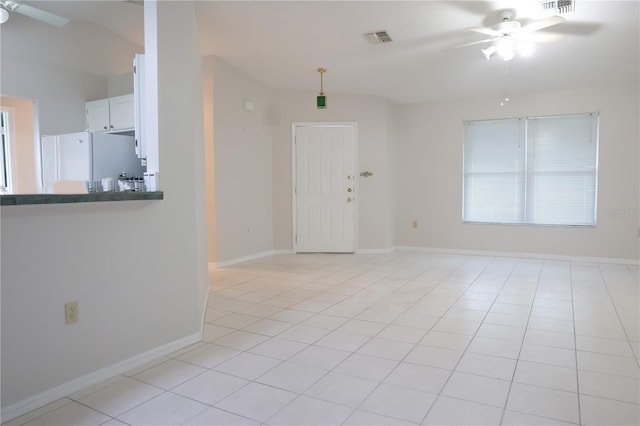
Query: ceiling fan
463 9 566 61
0 0 70 27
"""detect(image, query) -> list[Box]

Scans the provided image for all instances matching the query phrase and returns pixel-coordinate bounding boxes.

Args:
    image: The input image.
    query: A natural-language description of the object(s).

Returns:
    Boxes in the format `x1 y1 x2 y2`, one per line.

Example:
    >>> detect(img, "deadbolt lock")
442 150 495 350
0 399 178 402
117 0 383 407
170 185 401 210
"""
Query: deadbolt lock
347 188 352 192
347 197 352 202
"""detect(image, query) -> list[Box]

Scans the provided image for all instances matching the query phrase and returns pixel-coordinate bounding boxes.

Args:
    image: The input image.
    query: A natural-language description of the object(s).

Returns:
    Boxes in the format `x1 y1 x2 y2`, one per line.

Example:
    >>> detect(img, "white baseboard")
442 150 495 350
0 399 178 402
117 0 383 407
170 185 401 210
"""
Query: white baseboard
213 250 293 268
1 332 202 423
355 248 396 254
212 246 637 266
395 245 640 265
272 249 295 255
200 288 210 335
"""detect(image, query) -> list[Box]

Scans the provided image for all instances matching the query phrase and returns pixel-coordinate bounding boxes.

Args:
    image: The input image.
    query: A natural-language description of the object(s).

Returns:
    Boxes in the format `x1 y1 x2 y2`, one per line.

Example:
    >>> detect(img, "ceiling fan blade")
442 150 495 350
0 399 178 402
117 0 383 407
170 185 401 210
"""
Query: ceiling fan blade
468 26 502 37
457 38 496 48
12 3 70 27
518 33 566 43
520 15 565 34
541 21 602 36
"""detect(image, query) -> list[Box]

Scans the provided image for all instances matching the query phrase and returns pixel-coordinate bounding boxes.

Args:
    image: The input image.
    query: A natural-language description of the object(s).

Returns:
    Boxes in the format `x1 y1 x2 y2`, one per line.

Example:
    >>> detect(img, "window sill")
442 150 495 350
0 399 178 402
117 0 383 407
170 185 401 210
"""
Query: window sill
462 220 596 228
0 191 163 206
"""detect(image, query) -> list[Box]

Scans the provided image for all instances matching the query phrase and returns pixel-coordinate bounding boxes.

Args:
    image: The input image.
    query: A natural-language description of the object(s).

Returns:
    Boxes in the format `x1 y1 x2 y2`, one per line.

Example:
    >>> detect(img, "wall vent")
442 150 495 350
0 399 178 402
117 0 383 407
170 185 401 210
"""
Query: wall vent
540 0 575 14
363 31 393 45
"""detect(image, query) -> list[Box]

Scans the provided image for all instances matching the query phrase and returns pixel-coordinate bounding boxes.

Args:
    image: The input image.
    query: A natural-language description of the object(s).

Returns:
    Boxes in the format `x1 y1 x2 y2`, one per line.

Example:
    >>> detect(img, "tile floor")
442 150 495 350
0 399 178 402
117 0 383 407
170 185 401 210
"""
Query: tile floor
5 252 640 425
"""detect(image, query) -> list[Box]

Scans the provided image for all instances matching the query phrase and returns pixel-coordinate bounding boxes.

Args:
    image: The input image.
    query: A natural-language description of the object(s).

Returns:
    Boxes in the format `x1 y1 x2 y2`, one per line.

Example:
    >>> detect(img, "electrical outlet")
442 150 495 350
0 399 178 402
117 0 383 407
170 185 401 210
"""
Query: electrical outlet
65 301 79 325
412 220 418 229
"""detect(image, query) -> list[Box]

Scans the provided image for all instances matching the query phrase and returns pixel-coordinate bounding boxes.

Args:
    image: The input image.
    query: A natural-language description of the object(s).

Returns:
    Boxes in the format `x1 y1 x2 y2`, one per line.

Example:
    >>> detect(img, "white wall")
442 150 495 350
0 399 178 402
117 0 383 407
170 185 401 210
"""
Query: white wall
1 56 107 136
271 89 396 251
203 57 217 264
0 1 207 415
210 57 274 263
209 61 637 263
107 74 134 98
394 85 640 261
209 59 398 258
0 14 141 136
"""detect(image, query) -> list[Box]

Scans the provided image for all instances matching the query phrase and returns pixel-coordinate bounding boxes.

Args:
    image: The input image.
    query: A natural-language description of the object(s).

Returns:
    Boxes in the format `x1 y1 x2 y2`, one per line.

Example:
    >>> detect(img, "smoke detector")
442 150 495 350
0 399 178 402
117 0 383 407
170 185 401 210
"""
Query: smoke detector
363 30 393 45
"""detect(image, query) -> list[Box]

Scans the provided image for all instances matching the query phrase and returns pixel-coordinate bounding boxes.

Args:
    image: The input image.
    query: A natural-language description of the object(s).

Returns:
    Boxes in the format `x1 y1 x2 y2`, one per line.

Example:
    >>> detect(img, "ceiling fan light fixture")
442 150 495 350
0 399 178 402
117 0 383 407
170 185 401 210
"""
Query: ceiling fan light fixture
481 45 496 60
495 36 516 61
517 41 535 57
0 8 8 24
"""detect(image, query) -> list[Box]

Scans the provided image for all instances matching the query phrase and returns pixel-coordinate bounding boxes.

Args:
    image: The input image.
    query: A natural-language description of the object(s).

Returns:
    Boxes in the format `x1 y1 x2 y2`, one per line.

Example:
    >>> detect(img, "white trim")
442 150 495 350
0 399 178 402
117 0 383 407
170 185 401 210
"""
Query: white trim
291 122 358 254
291 123 297 253
355 248 396 254
1 332 201 423
395 246 639 265
0 106 15 193
199 285 210 334
271 249 295 255
214 250 294 268
212 247 638 266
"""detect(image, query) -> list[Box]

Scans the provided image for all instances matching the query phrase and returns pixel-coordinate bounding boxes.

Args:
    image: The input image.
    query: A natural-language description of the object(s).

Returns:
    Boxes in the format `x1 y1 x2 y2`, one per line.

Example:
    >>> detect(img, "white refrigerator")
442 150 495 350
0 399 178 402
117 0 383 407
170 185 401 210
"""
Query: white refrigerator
41 131 144 193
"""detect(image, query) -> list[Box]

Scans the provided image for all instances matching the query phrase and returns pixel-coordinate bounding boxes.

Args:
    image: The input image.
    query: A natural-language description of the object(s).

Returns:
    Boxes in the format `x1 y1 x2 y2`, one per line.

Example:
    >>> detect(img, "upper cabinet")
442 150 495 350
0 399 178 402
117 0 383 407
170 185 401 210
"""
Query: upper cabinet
86 94 134 133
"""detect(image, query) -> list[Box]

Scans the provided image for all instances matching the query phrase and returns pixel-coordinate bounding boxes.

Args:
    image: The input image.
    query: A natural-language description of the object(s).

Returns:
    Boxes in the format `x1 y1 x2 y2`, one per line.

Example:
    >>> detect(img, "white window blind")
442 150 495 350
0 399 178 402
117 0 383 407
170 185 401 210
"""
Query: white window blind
463 113 598 226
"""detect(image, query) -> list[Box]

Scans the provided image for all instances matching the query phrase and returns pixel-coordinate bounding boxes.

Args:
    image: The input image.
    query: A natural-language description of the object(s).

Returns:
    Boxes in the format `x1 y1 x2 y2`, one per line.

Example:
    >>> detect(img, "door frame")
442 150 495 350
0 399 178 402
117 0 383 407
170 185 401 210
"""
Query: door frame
291 122 358 254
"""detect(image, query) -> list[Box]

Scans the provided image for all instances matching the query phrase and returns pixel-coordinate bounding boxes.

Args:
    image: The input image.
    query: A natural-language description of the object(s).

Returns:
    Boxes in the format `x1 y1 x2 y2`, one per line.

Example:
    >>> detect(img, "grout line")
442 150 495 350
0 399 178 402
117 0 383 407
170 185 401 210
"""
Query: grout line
596 264 640 371
497 259 546 426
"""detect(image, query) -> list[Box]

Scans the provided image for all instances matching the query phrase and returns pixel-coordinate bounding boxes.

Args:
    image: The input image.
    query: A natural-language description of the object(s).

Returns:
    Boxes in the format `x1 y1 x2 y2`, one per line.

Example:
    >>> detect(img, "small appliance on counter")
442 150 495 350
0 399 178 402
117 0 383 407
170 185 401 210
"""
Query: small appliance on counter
117 172 146 192
41 131 145 194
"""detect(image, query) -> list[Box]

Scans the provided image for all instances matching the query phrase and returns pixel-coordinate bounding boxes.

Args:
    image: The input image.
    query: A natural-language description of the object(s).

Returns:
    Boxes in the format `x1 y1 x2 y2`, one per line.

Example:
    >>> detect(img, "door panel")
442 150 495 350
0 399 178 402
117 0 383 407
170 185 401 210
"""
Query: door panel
295 125 355 253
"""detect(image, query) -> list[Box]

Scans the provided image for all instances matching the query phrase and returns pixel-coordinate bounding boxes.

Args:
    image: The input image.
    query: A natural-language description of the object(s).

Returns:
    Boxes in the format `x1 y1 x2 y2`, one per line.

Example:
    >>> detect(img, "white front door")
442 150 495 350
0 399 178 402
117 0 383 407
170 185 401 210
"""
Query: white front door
294 124 356 253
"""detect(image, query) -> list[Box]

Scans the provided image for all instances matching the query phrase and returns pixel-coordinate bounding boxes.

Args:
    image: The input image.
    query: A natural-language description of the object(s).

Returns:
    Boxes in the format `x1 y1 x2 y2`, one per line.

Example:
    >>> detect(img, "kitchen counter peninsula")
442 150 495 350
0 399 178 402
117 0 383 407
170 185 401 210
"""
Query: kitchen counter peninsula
1 191 163 206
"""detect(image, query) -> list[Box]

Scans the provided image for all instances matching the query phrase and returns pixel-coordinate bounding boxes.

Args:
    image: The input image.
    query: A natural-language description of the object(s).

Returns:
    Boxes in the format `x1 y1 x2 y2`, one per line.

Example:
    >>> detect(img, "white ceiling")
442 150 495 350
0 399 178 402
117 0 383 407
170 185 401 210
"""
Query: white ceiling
14 0 640 104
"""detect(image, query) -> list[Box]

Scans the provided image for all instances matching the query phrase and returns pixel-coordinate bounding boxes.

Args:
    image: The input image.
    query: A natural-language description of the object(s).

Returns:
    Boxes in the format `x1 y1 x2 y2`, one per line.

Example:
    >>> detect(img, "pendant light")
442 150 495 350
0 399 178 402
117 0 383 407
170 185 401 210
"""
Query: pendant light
316 67 327 110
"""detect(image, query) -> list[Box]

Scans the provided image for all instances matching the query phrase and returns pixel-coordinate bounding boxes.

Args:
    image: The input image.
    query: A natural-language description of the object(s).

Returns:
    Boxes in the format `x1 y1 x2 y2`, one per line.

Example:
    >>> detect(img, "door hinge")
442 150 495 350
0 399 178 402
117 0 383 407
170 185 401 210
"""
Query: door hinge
133 65 136 73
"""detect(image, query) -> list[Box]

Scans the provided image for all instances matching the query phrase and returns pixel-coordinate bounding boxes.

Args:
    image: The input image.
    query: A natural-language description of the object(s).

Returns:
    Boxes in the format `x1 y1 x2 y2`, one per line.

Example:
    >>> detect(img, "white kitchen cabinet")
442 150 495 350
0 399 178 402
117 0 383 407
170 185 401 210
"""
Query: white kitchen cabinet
85 99 109 132
86 94 134 133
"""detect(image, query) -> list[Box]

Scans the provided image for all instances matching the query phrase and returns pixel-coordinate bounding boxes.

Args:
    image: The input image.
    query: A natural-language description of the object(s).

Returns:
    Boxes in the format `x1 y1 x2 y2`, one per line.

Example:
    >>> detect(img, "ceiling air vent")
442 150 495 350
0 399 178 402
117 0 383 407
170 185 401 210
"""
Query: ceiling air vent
363 31 393 45
540 0 575 14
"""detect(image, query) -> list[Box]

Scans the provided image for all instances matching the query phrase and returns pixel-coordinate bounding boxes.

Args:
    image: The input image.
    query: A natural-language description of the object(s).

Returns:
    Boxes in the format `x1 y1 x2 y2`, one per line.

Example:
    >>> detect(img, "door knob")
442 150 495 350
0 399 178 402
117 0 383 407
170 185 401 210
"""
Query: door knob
347 188 352 192
347 197 352 202
103 126 108 130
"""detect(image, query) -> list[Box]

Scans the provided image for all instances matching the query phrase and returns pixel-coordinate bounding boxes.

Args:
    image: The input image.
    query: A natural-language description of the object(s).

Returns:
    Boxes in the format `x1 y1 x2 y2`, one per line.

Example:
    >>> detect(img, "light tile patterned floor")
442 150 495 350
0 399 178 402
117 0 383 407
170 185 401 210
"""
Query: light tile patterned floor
5 252 640 425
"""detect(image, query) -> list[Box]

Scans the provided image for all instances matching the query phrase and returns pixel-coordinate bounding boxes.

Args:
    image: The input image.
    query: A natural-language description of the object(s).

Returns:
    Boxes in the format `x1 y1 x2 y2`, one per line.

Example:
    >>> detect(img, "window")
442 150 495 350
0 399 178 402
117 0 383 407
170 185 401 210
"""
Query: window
463 113 599 226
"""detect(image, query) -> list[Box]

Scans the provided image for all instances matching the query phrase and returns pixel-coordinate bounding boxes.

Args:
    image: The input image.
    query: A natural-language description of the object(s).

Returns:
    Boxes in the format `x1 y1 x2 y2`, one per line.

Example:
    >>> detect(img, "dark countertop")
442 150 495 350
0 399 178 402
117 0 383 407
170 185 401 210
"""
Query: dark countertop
0 191 164 206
